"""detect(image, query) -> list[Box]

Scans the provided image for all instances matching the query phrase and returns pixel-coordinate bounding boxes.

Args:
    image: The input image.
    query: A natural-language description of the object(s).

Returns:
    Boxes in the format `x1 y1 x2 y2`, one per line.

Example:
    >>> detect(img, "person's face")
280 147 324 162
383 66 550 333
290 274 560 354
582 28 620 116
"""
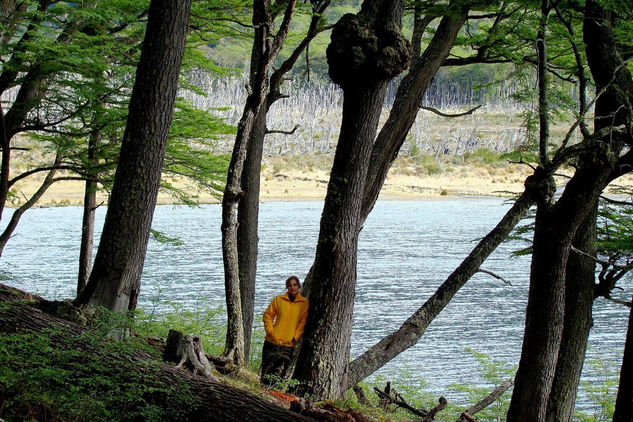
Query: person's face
287 279 300 296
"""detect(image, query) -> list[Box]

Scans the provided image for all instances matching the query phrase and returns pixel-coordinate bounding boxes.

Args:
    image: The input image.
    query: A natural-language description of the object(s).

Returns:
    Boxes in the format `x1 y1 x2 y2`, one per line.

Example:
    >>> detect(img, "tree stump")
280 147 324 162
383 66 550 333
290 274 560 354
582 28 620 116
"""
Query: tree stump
164 329 218 381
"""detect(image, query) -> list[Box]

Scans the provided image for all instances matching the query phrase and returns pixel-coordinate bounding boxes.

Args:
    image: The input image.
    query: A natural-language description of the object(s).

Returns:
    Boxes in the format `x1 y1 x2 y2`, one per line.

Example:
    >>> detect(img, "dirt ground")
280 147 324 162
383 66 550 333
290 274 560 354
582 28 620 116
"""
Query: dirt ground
6 160 632 207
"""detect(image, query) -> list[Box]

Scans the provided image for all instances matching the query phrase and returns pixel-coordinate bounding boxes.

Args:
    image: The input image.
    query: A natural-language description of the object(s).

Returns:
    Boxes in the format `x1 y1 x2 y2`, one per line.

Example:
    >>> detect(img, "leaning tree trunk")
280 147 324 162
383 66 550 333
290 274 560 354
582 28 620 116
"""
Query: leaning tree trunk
613 291 633 422
545 203 597 422
75 0 191 312
347 186 536 388
0 160 59 257
0 284 314 422
292 0 410 400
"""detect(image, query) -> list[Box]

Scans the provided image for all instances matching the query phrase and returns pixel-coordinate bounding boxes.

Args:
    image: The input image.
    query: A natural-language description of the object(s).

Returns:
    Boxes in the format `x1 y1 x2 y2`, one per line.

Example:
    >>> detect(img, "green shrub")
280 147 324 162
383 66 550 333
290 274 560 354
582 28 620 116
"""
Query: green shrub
464 147 503 165
0 309 195 421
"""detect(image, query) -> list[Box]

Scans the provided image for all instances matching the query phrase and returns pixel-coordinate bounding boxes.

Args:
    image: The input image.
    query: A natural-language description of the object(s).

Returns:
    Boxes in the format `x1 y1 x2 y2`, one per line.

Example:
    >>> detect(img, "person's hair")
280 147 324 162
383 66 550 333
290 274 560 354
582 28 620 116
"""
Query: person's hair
285 275 301 288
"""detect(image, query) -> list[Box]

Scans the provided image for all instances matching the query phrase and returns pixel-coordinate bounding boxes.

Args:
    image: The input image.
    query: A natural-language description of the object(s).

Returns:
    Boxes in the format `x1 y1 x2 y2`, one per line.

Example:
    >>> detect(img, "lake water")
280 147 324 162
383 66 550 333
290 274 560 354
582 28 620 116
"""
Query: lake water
1 199 630 411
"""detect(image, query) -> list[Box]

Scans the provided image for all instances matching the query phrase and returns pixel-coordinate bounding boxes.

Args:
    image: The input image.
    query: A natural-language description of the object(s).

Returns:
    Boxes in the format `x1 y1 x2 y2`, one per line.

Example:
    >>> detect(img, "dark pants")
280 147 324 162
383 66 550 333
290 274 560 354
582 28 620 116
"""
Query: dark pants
260 340 294 386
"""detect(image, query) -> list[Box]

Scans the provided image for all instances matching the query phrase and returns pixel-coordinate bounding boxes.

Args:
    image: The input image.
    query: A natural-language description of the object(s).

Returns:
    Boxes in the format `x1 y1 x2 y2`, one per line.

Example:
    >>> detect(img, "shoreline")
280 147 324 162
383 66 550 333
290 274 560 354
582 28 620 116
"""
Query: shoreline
8 171 526 208
8 164 631 208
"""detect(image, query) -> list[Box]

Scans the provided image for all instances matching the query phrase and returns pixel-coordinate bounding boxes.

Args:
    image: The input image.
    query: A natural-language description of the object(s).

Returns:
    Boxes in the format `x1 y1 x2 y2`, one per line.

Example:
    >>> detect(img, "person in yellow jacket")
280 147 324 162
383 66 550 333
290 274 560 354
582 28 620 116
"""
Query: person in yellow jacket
260 275 309 386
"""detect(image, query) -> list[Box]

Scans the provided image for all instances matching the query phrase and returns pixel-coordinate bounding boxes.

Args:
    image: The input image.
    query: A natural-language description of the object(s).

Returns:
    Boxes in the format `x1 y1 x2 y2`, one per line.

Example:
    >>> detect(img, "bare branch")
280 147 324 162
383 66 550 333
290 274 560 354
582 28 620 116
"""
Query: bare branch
373 382 447 420
457 378 514 421
604 297 632 308
265 124 299 136
599 195 633 206
509 158 538 171
477 268 512 286
420 104 482 118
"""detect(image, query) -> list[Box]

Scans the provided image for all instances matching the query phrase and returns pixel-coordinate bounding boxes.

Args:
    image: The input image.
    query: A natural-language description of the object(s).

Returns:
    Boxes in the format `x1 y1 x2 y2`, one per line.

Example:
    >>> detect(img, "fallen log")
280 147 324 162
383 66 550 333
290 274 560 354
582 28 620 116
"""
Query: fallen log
0 283 312 422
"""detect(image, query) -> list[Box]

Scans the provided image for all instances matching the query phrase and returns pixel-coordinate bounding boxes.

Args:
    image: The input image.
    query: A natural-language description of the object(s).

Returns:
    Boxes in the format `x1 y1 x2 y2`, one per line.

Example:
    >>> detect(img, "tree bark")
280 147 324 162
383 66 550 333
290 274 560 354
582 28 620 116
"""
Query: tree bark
0 284 314 422
77 126 100 294
545 204 597 422
222 0 296 365
237 0 331 363
237 100 266 361
360 6 468 225
292 0 410 399
508 1 633 418
75 0 191 312
613 292 633 422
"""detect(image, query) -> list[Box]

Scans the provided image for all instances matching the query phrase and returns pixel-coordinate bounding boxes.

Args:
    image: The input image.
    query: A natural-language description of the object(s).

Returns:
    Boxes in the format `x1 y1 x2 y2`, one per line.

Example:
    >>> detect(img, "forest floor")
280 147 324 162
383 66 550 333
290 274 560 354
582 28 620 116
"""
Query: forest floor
11 153 632 207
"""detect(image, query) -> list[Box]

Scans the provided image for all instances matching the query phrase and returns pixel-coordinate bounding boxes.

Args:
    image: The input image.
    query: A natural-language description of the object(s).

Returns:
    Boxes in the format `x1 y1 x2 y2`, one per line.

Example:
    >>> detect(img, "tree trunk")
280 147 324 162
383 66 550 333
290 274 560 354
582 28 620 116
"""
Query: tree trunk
301 2 468 299
360 7 468 225
74 0 191 312
0 70 48 225
237 100 266 362
545 204 597 422
292 0 410 399
77 127 100 294
613 292 633 422
508 1 633 417
0 106 9 226
222 0 297 366
347 188 535 388
0 284 314 422
236 2 331 360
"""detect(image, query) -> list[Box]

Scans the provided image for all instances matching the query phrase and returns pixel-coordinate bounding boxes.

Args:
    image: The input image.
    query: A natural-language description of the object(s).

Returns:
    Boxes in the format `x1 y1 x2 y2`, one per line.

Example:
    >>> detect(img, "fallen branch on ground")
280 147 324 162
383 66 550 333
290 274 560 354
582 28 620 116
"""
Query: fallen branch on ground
373 381 447 421
456 378 514 422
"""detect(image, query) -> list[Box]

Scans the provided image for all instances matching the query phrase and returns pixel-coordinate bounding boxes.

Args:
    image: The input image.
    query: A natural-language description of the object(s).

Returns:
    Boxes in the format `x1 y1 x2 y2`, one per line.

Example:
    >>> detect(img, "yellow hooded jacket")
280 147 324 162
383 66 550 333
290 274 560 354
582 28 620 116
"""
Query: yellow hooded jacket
263 293 309 347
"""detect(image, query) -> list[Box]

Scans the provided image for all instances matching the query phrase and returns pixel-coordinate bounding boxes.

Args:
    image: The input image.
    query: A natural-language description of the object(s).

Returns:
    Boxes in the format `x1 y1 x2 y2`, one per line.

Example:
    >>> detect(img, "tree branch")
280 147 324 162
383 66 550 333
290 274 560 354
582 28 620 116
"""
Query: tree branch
420 105 482 118
457 378 514 421
265 124 299 135
477 268 512 285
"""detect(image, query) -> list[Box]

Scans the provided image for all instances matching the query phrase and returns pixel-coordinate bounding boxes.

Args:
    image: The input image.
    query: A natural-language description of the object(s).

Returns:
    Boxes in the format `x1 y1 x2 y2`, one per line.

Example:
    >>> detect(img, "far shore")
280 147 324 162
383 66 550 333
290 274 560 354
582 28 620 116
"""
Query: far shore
7 161 632 208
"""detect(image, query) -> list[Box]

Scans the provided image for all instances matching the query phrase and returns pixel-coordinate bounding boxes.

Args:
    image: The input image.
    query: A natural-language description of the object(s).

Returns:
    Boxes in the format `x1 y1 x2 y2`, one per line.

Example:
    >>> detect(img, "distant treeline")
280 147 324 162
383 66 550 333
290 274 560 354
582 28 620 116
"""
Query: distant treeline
185 69 529 158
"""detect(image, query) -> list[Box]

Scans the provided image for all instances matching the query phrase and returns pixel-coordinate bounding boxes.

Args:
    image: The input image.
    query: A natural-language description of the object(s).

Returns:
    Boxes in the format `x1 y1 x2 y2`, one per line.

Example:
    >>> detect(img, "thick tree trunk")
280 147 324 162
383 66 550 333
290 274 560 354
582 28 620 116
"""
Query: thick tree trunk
360 8 468 225
508 165 618 421
77 128 100 294
545 205 597 422
0 284 313 422
613 293 633 422
347 188 535 388
292 0 410 399
508 2 632 418
75 0 191 312
301 3 468 300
